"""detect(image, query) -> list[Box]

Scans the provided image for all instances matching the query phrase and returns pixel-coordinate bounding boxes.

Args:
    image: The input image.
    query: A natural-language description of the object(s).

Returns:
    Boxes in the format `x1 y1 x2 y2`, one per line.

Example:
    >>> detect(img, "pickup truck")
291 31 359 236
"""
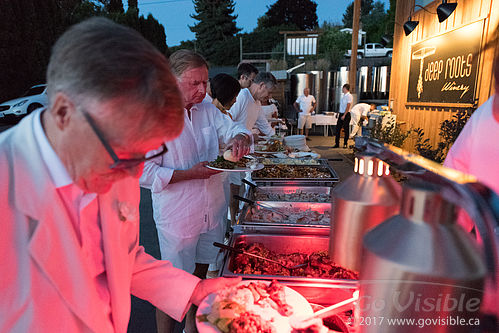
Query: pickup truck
345 43 392 58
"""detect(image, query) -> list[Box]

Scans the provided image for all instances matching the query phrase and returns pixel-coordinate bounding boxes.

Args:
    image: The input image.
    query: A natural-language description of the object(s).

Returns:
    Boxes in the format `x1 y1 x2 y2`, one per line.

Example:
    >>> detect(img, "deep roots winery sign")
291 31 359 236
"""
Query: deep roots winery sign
407 20 483 105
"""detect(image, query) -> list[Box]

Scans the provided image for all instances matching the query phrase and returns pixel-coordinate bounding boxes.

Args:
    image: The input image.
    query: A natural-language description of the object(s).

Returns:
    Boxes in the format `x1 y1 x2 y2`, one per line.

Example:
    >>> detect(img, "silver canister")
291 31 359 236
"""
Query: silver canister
330 153 401 272
359 181 486 333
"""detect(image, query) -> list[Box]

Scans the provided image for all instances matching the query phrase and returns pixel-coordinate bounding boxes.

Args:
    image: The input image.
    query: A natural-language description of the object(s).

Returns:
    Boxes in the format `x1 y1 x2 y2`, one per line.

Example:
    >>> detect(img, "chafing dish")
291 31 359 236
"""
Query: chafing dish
239 201 331 228
260 158 321 165
251 161 339 186
221 233 358 289
249 185 332 202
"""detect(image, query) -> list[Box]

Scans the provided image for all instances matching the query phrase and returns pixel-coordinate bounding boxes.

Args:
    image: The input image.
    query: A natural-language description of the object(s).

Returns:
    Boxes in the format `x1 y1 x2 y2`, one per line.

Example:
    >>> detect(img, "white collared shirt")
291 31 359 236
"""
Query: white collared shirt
140 101 251 238
230 88 274 136
33 109 113 331
295 94 316 115
340 92 353 114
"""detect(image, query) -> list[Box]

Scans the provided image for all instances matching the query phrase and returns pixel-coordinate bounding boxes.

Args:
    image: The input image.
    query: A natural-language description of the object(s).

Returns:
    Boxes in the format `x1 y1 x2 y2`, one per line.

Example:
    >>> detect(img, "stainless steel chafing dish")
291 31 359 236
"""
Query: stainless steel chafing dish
239 201 331 229
260 158 321 165
221 233 358 286
251 160 339 186
249 185 332 202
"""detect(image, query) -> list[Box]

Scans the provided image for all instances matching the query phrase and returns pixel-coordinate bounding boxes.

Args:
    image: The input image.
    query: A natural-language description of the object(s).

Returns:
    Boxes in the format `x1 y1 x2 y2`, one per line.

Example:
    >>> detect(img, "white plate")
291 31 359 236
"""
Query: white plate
206 163 264 172
196 280 313 333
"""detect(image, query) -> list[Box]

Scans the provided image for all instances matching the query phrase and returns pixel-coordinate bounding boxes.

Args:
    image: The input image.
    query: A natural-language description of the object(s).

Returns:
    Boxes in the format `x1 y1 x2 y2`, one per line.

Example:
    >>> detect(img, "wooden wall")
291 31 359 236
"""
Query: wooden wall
391 0 498 150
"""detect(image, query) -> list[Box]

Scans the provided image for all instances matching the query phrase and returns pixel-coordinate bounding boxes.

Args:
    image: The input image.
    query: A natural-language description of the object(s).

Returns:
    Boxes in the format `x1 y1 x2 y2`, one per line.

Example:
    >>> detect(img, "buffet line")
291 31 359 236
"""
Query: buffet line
206 136 499 333
218 151 358 332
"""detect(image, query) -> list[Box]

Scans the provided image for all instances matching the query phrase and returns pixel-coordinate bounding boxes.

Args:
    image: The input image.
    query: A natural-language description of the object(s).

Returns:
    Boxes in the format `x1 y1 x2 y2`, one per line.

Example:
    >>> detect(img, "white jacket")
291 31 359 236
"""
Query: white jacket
0 111 200 332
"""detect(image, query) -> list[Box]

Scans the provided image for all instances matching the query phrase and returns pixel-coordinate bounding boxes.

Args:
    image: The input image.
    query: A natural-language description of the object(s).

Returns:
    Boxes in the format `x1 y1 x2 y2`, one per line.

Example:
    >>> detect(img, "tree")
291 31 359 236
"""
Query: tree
342 0 374 28
318 25 351 69
260 0 318 31
190 0 241 65
127 0 138 9
363 2 387 43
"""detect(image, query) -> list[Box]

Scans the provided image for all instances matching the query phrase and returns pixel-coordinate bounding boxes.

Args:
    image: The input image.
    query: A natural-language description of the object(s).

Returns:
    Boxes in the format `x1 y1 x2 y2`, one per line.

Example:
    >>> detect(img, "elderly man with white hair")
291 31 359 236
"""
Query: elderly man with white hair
0 18 241 333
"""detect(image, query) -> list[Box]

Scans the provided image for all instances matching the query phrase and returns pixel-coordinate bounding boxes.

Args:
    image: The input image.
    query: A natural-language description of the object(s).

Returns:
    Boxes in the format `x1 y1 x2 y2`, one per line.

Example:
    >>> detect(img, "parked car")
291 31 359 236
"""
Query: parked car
0 84 48 121
345 43 392 58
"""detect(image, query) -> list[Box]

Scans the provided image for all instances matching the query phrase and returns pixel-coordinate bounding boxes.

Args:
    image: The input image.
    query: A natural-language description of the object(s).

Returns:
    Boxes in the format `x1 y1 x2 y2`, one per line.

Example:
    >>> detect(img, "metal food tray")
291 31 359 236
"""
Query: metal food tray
251 160 339 186
260 157 321 166
249 185 332 202
239 201 332 228
220 233 358 299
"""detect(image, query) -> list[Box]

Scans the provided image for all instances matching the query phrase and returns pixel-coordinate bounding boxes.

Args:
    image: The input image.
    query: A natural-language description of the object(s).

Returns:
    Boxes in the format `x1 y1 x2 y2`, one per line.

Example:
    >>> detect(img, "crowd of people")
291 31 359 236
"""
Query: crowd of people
1 15 497 333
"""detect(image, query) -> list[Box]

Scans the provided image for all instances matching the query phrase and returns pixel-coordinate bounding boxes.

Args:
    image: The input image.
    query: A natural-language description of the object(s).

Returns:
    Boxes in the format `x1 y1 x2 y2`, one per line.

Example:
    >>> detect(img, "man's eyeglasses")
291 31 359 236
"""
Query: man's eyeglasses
80 110 168 170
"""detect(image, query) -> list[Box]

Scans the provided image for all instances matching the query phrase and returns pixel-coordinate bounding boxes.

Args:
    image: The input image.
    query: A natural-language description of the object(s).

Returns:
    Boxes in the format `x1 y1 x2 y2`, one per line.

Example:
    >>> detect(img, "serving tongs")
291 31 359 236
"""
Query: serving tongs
233 195 290 218
213 242 308 271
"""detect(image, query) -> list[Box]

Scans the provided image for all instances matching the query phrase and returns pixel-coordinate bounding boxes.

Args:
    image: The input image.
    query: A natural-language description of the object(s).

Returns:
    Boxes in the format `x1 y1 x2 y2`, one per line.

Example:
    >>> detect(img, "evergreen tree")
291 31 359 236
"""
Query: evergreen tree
190 0 241 65
363 2 387 43
128 0 138 9
260 0 318 31
342 0 374 28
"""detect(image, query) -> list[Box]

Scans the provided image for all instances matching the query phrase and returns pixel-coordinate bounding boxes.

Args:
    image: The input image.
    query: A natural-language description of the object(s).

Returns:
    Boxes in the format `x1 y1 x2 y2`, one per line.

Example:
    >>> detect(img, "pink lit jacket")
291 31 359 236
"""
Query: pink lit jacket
0 112 200 332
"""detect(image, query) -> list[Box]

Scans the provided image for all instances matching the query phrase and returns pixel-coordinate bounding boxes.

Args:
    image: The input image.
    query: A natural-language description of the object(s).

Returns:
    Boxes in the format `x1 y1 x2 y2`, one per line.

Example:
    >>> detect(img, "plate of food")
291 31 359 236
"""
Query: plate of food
254 140 286 154
196 280 313 333
207 153 264 172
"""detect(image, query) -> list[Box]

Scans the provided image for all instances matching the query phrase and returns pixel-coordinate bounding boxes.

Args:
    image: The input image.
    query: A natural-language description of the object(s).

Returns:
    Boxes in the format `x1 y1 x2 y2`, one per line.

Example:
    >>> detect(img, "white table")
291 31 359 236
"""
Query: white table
310 114 338 136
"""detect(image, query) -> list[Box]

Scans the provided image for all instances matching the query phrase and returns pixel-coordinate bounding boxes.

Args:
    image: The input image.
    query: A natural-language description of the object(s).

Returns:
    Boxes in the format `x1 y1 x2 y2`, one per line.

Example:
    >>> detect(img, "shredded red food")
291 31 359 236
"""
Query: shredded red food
231 243 358 280
229 312 276 333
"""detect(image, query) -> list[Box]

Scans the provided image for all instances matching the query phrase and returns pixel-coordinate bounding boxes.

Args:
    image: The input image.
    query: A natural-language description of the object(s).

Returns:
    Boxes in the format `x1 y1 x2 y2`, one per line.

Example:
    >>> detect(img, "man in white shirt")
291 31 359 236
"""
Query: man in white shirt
350 103 375 138
228 71 278 225
294 87 316 138
0 18 240 333
334 83 354 148
140 50 251 332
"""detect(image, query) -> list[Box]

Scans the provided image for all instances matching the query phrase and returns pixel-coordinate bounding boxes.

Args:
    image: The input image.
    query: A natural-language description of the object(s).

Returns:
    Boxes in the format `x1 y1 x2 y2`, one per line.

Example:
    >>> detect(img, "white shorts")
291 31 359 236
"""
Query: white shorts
157 222 224 274
298 114 312 129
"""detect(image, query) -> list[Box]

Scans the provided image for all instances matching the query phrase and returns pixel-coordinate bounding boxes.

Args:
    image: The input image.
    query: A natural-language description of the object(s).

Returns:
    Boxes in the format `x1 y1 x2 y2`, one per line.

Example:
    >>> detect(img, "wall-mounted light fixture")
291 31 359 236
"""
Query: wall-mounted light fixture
403 18 419 36
437 1 457 23
403 2 457 36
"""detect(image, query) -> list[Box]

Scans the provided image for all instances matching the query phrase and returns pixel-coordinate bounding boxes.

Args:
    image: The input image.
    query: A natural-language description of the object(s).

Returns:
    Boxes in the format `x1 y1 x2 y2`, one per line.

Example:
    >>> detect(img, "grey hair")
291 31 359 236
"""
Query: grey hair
46 17 183 131
169 49 208 77
253 72 277 89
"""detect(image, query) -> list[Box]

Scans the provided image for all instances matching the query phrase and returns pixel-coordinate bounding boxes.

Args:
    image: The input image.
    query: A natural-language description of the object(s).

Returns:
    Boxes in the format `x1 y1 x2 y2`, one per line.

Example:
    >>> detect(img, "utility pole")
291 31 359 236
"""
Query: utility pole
349 0 361 95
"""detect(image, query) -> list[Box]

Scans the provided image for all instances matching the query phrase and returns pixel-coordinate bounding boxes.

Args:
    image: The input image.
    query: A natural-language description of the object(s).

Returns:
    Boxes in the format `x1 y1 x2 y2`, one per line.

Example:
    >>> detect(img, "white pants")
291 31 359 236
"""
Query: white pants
157 222 224 274
350 123 362 138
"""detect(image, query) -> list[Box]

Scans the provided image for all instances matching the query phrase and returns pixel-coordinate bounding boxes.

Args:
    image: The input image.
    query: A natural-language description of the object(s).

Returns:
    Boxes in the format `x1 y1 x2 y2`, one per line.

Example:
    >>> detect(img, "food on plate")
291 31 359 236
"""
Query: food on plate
197 280 297 333
253 165 331 179
248 206 330 225
253 189 330 202
255 139 285 152
223 150 239 162
209 156 256 169
231 243 359 280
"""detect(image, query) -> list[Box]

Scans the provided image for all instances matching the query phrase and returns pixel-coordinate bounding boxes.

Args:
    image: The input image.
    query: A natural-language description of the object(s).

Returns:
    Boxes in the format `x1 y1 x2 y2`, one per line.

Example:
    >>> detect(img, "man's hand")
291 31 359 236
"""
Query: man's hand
190 161 221 179
189 277 242 306
341 114 345 121
230 134 251 159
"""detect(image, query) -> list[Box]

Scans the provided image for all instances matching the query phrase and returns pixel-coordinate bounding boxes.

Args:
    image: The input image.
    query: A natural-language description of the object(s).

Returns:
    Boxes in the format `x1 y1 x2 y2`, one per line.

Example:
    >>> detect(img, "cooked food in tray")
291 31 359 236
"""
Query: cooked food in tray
253 165 331 179
231 243 359 280
261 158 320 166
248 206 330 225
196 280 313 333
253 189 330 202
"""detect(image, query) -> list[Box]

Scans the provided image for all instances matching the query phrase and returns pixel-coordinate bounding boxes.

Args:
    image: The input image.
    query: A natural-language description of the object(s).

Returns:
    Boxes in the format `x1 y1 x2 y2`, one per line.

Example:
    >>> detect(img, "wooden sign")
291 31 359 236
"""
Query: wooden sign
407 20 483 105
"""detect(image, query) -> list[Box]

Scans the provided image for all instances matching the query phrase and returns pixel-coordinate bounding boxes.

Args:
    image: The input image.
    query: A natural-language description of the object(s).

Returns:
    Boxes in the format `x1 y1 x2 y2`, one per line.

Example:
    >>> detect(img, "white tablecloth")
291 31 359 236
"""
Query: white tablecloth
310 114 338 136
